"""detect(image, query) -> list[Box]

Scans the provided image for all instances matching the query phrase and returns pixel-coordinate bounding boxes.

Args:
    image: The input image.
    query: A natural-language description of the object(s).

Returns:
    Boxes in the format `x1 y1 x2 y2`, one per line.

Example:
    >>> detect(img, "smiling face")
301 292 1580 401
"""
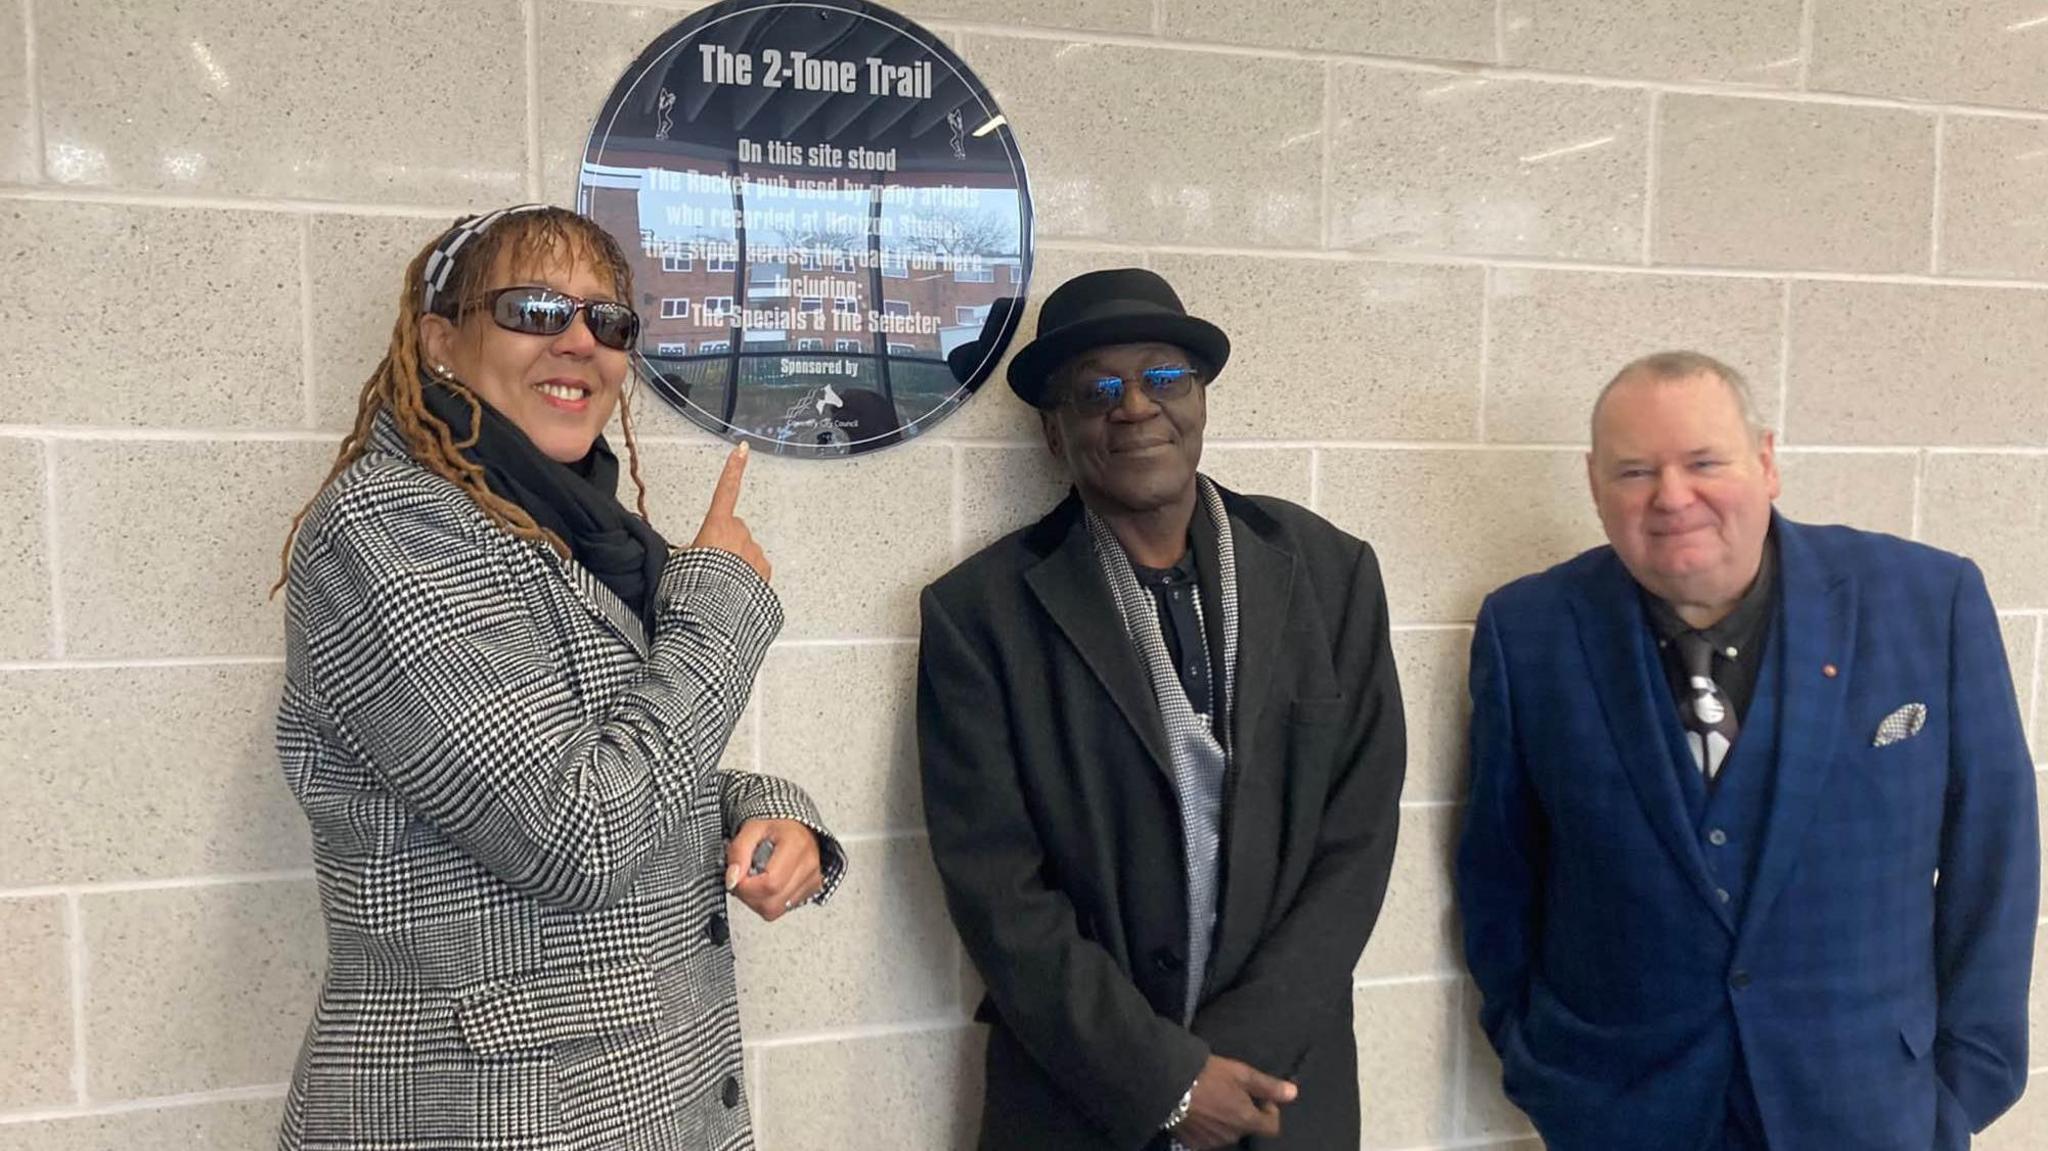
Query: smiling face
419 246 631 464
1040 341 1207 517
1588 369 1780 619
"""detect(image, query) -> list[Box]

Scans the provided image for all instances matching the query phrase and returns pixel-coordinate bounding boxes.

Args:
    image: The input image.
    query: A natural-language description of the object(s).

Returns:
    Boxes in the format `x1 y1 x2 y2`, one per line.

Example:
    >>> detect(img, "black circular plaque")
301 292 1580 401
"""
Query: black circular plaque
579 0 1034 457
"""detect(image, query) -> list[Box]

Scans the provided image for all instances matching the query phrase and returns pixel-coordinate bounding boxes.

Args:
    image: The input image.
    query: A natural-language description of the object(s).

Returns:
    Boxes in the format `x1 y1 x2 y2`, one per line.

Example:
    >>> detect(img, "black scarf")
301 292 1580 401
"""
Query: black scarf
419 379 668 630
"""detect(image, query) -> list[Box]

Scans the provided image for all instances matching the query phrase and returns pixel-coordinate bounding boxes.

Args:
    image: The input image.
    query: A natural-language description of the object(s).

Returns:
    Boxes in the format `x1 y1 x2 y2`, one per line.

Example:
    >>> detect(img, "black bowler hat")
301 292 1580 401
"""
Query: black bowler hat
1006 268 1230 409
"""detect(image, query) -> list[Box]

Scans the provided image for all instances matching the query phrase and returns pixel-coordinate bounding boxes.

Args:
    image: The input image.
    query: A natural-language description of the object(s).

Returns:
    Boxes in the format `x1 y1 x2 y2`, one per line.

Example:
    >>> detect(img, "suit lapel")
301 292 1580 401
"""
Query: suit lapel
1569 553 1737 934
1738 517 1854 941
1024 500 1175 780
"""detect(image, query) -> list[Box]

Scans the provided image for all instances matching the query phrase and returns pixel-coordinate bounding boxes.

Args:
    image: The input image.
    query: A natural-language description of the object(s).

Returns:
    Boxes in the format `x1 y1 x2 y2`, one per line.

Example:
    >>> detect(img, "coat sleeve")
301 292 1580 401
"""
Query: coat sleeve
1456 596 1547 1053
1933 559 2040 1130
294 487 780 914
718 769 848 905
1186 539 1408 1077
917 586 1209 1149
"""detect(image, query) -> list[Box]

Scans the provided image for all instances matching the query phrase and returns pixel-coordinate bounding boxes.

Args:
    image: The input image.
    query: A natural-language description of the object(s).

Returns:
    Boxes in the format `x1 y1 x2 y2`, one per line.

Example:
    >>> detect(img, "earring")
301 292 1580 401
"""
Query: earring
433 363 451 378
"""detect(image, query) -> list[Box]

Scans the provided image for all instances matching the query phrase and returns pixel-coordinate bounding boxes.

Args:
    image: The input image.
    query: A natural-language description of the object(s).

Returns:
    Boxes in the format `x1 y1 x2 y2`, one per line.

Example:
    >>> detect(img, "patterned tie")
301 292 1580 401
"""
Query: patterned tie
1674 632 1739 781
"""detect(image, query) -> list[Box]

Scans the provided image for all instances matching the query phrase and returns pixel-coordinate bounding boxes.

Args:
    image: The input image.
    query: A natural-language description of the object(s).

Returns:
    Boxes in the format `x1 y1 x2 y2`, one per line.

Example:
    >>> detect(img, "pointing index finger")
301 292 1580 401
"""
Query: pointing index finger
706 441 749 520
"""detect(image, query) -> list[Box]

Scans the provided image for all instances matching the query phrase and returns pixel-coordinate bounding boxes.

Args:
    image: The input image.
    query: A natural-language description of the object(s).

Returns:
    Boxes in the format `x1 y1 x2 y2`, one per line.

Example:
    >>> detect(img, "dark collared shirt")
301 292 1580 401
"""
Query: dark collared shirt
1131 550 1216 721
1128 509 1227 726
1642 533 1779 735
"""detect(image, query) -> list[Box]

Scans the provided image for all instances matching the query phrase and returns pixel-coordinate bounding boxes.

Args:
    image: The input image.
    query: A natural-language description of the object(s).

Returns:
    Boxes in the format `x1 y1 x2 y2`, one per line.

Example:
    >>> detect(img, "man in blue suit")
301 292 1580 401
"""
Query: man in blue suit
1457 350 2038 1150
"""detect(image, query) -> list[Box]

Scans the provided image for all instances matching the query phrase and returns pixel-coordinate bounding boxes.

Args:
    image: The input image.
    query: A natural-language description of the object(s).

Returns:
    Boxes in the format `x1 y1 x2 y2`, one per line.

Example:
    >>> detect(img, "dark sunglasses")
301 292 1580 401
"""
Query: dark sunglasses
483 286 641 351
1058 363 1202 414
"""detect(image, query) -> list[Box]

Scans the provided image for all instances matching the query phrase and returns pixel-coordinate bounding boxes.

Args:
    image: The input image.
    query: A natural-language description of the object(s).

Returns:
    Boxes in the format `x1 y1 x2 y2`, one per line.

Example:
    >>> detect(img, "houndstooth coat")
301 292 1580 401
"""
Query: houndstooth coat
275 414 842 1151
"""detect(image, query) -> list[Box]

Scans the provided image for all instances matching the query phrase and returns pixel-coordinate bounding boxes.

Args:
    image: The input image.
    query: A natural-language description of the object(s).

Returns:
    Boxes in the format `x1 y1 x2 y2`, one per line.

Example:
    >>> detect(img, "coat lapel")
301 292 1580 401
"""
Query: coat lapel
545 548 650 657
1221 507 1295 756
1738 516 1854 941
1024 498 1175 780
1207 500 1296 982
371 411 653 656
1569 552 1737 934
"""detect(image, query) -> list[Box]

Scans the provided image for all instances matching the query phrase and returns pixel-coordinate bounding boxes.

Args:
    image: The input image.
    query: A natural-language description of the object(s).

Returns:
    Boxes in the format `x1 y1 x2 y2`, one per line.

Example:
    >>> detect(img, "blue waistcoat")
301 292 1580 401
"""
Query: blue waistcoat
1659 615 1784 1150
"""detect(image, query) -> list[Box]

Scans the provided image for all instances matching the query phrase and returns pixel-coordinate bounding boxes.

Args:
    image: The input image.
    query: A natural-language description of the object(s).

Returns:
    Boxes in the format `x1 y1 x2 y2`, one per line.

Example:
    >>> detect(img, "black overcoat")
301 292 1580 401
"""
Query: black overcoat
918 487 1407 1150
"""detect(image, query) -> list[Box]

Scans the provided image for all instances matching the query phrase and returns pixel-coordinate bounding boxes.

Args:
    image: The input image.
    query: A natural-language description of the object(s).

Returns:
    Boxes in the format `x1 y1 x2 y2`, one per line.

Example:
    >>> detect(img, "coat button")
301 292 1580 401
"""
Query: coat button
705 911 730 946
720 1073 741 1109
1716 887 1731 904
1707 829 1728 847
1729 970 1752 991
1152 948 1184 973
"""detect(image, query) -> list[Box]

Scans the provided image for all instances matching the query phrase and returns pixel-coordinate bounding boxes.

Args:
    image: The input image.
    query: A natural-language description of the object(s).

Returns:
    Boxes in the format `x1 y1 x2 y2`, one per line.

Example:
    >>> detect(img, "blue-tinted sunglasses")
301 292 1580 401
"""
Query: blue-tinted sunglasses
1059 364 1202 414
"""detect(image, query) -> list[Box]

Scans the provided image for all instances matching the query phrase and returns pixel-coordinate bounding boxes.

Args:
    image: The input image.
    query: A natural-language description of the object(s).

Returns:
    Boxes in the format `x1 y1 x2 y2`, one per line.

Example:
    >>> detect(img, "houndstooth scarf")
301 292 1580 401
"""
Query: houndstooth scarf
1085 475 1239 1024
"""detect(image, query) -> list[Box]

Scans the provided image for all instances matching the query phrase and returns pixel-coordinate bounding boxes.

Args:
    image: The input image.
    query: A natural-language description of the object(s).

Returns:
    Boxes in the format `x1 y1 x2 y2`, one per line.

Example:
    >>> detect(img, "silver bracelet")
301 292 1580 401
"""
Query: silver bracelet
1160 1081 1196 1130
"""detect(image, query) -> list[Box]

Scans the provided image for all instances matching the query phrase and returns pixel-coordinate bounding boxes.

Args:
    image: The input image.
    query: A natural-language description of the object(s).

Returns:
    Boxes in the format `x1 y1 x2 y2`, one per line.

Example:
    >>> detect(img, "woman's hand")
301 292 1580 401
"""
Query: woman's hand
690 443 771 582
725 818 824 922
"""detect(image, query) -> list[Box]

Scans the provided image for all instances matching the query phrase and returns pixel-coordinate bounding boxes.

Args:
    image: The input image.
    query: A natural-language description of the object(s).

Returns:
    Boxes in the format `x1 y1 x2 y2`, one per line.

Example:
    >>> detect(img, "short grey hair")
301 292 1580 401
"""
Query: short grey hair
1591 350 1766 446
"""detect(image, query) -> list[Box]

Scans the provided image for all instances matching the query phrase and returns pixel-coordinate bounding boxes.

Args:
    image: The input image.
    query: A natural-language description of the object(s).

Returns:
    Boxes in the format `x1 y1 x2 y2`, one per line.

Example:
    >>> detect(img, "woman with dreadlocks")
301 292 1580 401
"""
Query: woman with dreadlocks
272 205 842 1151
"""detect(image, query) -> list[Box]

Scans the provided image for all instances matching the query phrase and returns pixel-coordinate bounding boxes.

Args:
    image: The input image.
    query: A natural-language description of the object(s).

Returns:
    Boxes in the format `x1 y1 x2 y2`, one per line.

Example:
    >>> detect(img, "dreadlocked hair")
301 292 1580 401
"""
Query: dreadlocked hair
272 207 651 595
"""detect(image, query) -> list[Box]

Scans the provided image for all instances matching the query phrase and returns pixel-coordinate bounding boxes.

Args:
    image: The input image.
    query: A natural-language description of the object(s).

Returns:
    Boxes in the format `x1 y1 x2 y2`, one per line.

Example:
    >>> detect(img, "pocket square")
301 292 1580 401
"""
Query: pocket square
1872 703 1927 748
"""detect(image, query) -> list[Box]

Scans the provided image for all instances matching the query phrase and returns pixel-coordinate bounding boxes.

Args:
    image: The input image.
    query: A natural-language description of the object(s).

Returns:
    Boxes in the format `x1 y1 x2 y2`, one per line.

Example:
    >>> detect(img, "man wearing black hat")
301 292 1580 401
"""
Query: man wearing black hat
917 269 1408 1150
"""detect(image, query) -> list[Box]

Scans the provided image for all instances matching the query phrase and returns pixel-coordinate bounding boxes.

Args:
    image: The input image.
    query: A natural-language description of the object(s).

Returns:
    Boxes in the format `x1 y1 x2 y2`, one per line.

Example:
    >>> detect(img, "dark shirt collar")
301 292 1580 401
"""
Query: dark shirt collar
1124 501 1211 587
1642 530 1777 649
1131 548 1198 586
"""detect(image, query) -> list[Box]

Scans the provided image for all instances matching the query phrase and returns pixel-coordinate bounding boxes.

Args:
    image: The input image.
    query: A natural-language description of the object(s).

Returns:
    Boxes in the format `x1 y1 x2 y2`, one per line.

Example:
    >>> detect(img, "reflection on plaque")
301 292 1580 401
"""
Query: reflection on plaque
578 0 1034 458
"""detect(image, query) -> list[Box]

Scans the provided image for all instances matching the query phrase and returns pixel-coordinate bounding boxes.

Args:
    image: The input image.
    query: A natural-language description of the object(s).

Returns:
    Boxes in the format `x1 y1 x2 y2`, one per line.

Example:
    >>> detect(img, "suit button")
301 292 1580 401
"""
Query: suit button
705 911 730 946
1716 887 1731 904
721 1073 741 1109
1707 829 1728 847
1729 970 1752 991
1152 948 1184 973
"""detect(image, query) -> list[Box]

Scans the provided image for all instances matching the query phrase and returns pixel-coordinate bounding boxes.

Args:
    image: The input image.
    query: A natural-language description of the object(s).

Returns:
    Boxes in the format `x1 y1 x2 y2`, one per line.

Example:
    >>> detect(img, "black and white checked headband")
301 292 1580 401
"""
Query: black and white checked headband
420 203 550 315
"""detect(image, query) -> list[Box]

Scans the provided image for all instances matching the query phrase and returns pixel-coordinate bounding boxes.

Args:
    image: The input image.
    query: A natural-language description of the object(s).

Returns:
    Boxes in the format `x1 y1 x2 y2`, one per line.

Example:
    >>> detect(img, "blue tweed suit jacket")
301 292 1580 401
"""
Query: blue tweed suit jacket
1458 514 2038 1151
